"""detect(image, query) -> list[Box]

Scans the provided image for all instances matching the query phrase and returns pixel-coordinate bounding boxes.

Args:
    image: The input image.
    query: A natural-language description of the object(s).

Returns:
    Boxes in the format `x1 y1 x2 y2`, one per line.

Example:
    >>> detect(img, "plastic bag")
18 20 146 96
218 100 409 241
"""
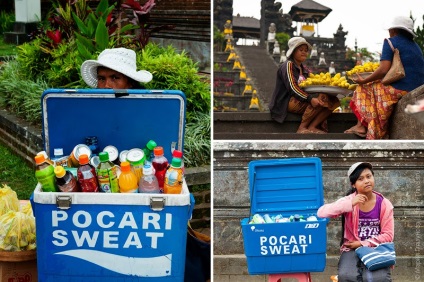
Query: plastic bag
20 200 34 217
0 211 36 251
0 184 19 217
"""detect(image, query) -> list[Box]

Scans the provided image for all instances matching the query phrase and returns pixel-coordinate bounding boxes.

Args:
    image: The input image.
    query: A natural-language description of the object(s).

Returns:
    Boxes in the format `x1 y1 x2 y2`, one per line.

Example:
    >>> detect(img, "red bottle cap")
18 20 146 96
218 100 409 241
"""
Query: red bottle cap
172 150 183 158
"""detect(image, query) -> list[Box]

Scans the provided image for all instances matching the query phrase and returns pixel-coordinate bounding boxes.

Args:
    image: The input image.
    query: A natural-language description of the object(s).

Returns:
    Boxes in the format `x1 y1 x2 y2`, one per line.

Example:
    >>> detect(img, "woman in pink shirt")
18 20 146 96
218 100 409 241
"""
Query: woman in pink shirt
318 162 394 281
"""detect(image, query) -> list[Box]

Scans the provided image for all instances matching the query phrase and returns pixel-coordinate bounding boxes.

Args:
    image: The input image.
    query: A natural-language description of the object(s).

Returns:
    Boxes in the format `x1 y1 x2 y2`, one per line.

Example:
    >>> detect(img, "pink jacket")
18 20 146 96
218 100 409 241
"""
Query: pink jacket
317 191 394 253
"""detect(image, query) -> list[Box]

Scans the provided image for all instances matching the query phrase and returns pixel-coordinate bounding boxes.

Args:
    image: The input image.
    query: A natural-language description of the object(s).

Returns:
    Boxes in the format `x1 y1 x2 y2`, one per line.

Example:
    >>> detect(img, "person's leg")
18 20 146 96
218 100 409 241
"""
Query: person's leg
361 265 392 282
287 97 311 133
307 108 333 132
338 250 361 282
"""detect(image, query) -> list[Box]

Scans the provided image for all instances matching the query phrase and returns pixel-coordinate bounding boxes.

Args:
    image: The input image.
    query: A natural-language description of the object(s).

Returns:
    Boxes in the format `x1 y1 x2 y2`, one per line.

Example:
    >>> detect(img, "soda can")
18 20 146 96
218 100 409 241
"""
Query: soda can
119 150 129 164
103 145 119 164
90 155 100 168
126 148 145 181
251 214 266 224
68 144 92 167
263 214 274 223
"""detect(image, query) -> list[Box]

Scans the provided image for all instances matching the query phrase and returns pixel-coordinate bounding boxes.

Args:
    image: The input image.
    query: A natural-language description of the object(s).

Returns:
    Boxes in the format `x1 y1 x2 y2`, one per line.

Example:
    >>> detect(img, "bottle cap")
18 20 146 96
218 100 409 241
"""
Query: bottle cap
143 164 153 175
120 161 131 172
146 140 157 150
79 154 89 165
154 146 164 156
171 157 182 168
172 150 183 158
34 154 46 165
54 166 66 178
99 151 110 162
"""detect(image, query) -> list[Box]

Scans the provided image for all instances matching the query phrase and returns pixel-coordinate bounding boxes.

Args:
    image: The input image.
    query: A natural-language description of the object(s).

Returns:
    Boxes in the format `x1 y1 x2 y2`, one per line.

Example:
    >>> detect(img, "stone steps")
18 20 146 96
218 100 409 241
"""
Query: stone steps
214 112 360 140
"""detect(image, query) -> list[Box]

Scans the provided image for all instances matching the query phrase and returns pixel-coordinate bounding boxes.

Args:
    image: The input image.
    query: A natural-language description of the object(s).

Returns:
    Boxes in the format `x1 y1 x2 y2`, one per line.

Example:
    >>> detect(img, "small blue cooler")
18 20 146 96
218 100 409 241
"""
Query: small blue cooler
32 89 194 281
240 157 328 275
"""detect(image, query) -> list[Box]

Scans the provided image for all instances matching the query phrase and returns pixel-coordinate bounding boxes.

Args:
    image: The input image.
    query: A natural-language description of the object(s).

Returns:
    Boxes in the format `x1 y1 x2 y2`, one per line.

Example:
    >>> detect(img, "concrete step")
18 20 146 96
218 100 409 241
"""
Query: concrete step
214 112 359 139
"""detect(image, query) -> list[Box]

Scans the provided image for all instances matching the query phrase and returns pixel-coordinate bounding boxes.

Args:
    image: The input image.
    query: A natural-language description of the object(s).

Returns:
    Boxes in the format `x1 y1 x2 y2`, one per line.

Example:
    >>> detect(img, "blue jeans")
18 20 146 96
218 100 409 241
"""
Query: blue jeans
338 250 392 282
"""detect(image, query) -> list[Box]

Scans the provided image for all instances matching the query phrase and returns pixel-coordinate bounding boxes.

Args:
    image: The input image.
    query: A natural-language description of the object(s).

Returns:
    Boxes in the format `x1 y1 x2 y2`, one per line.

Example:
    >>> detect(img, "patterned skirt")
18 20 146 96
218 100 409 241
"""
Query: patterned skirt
350 81 407 139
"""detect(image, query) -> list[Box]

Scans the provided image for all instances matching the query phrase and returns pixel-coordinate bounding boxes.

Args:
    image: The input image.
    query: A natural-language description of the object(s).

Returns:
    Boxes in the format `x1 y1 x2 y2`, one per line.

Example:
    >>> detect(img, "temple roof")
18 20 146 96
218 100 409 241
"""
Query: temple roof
232 15 260 29
289 0 332 23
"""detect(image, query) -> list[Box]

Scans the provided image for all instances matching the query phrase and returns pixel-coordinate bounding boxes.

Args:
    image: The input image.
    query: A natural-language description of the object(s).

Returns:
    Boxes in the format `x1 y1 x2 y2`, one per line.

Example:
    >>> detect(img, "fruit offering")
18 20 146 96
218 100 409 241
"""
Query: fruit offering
346 62 379 76
299 72 354 89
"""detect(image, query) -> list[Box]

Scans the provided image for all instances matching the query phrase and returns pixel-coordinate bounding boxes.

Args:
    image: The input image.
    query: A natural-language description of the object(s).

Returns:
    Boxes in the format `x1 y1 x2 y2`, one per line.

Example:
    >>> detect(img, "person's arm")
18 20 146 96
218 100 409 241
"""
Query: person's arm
353 39 392 84
317 195 354 218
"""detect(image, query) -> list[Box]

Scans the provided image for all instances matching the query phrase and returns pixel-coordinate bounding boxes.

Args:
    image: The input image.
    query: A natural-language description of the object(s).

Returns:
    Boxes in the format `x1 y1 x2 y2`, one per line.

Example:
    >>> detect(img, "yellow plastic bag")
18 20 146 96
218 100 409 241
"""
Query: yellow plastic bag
0 211 36 251
0 184 19 217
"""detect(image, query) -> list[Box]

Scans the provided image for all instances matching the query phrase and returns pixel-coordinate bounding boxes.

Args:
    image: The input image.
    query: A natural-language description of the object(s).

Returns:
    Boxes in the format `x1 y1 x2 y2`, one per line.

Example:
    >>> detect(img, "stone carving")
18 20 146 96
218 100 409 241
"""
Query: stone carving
319 52 326 66
273 41 280 55
267 23 276 42
310 44 318 57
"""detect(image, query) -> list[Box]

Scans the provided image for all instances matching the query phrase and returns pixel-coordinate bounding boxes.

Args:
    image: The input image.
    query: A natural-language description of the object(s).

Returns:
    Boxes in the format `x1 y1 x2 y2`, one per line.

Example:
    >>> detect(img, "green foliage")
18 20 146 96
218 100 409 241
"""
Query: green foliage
0 61 48 123
0 11 15 35
141 44 211 118
213 25 225 52
275 32 290 51
0 143 37 200
415 15 424 55
184 111 211 167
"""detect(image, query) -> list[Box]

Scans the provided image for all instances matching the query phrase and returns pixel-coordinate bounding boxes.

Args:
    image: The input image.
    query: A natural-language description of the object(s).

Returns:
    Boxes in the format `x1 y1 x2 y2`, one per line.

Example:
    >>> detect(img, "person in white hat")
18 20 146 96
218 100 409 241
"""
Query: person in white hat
81 48 153 89
318 162 394 281
345 15 424 139
269 37 340 134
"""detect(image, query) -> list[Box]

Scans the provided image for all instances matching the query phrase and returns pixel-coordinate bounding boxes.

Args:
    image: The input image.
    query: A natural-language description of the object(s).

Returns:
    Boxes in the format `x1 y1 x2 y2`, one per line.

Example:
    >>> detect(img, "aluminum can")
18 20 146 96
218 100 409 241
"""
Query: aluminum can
103 145 119 164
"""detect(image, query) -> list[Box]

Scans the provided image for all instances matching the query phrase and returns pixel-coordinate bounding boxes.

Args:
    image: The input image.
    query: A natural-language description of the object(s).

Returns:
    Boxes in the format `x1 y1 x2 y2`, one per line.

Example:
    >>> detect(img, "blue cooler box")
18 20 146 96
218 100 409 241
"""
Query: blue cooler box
32 89 194 281
240 157 328 275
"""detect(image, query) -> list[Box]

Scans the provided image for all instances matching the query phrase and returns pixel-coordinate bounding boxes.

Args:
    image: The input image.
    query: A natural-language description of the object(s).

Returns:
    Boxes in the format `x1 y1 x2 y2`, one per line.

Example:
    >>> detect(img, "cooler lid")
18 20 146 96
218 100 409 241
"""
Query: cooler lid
248 157 324 215
41 89 185 162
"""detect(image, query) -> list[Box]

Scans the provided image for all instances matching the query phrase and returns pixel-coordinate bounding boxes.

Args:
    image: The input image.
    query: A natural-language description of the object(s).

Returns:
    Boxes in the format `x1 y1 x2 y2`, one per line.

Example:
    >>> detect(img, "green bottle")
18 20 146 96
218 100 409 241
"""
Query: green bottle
96 151 119 193
143 140 157 162
35 154 58 192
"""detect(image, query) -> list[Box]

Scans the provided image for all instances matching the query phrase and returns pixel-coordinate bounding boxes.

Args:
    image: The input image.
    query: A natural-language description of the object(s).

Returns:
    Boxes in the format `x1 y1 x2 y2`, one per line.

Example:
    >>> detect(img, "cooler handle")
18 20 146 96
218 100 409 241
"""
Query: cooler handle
188 193 195 220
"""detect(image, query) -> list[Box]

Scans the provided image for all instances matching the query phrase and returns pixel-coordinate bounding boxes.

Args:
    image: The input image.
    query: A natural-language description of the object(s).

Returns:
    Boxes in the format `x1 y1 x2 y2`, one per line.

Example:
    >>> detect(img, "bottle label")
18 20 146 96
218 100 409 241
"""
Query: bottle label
164 168 183 194
97 166 119 193
36 166 57 192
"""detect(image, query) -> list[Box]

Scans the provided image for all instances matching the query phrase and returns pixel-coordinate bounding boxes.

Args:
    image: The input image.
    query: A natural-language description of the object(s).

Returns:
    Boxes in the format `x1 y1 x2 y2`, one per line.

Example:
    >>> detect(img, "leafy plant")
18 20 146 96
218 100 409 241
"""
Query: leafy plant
275 32 290 52
0 11 15 35
141 43 210 120
184 111 211 167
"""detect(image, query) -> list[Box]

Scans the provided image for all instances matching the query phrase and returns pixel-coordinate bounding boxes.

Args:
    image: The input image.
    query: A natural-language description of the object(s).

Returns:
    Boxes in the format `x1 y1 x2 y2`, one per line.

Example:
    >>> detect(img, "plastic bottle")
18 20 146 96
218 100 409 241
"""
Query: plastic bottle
138 164 160 193
118 161 138 193
143 140 157 162
163 157 183 194
172 149 185 173
54 165 79 192
34 154 58 192
126 148 145 184
77 154 99 192
152 146 169 192
96 151 119 193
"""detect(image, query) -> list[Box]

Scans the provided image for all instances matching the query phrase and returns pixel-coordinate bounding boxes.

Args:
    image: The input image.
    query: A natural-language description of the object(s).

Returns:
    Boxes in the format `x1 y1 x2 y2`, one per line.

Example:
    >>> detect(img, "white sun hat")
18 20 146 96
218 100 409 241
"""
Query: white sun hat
347 162 373 177
81 48 153 88
286 37 312 59
387 16 416 37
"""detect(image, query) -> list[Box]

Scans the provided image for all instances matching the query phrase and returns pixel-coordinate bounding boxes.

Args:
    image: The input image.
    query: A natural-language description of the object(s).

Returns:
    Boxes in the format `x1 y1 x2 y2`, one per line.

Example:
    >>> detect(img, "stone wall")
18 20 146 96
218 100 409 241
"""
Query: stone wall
213 141 424 281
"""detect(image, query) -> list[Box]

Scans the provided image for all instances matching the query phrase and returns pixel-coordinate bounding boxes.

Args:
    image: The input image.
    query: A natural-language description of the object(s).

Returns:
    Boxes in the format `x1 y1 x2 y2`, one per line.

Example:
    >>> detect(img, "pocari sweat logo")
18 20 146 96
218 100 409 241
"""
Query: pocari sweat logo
50 210 174 277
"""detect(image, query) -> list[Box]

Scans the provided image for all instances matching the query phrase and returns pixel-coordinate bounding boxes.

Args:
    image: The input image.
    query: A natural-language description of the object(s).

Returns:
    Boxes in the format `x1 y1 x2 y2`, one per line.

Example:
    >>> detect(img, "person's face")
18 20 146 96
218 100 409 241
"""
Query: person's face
353 168 375 194
293 44 309 63
97 67 132 89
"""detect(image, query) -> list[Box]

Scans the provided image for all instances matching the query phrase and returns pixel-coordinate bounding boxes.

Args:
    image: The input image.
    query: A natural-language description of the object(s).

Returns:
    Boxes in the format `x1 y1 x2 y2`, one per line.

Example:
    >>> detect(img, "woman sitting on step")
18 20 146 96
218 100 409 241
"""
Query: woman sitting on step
345 16 424 139
269 37 340 134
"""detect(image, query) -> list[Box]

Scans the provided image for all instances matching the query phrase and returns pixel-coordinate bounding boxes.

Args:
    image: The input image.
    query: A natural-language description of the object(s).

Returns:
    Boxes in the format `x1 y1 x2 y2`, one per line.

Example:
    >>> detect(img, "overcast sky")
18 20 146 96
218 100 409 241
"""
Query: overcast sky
232 0 424 54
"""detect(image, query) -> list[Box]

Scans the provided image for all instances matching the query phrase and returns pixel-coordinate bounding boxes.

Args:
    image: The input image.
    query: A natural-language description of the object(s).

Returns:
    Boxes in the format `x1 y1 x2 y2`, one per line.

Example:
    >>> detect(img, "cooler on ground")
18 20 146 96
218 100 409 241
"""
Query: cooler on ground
32 89 193 281
240 157 328 275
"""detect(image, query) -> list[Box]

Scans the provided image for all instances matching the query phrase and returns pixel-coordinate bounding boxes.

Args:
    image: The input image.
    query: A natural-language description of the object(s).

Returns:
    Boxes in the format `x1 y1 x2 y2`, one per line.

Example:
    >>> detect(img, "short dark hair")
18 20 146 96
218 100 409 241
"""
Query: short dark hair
349 164 374 185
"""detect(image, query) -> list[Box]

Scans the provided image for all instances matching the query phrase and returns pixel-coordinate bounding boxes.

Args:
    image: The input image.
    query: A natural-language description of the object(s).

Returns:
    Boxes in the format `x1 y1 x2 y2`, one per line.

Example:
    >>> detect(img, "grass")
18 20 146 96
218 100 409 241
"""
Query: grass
0 142 37 200
0 37 17 57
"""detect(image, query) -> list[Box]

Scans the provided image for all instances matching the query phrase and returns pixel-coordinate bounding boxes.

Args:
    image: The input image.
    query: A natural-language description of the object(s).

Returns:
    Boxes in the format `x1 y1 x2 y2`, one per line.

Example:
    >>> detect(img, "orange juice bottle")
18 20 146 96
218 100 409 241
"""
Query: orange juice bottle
118 161 138 193
163 158 183 194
